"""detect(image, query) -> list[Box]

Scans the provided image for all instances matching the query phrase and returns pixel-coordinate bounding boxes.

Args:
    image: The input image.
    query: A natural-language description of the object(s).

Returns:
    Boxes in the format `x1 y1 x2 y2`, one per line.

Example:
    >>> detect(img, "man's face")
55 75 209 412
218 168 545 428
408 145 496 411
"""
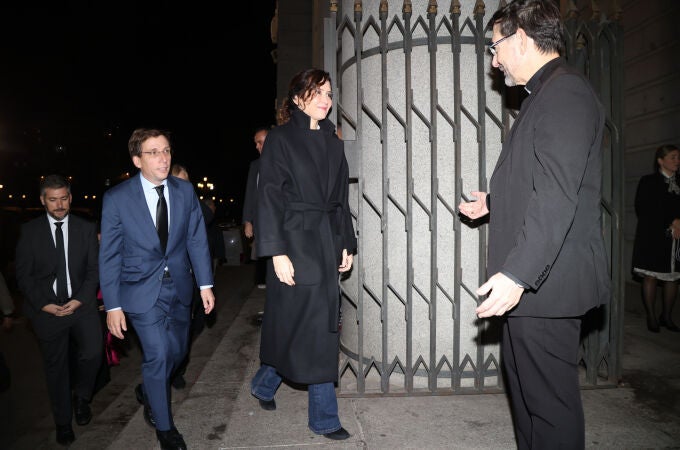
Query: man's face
132 135 171 185
254 130 268 154
491 24 519 87
41 187 71 221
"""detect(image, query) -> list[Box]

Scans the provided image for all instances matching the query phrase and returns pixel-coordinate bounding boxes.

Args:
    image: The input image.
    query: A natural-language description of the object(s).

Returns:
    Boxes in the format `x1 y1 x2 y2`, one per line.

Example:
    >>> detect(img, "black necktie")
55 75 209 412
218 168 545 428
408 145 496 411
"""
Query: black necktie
155 185 168 253
55 222 69 303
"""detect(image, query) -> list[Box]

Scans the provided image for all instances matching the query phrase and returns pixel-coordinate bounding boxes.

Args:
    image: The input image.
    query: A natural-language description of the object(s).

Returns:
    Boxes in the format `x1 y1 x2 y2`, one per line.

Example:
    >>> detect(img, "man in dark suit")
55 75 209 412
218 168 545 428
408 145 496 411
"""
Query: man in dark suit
99 128 214 450
15 174 101 446
242 126 270 288
458 1 610 448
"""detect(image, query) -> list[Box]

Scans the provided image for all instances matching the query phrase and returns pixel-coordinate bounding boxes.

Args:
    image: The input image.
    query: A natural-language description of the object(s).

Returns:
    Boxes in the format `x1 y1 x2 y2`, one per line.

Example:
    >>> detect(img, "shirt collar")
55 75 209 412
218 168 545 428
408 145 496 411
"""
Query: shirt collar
524 56 562 95
47 213 69 226
140 174 167 191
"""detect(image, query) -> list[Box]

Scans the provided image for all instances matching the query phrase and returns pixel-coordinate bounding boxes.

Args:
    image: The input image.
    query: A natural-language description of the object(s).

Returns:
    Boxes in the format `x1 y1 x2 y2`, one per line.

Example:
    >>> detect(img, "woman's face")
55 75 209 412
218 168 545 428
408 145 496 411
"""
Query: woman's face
658 149 680 175
295 80 333 125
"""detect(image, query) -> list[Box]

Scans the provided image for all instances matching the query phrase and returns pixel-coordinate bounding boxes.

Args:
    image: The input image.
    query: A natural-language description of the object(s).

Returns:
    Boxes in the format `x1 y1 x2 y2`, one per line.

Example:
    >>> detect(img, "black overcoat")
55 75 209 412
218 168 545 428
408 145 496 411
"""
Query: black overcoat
631 172 680 273
256 107 357 384
487 58 610 317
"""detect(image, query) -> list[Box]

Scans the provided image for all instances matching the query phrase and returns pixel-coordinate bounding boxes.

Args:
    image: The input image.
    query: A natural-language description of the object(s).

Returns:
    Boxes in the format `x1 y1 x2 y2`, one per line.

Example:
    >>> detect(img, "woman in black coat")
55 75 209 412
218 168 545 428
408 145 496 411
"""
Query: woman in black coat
250 68 357 440
632 144 680 332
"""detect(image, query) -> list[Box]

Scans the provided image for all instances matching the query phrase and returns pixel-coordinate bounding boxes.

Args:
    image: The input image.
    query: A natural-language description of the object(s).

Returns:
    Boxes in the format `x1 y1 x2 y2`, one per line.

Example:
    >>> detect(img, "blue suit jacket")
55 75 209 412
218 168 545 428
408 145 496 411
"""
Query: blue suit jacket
99 173 213 314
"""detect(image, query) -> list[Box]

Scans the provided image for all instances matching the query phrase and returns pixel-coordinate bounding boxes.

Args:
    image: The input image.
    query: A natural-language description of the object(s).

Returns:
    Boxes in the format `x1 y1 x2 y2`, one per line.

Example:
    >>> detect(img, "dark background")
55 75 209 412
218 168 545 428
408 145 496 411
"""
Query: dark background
0 2 277 218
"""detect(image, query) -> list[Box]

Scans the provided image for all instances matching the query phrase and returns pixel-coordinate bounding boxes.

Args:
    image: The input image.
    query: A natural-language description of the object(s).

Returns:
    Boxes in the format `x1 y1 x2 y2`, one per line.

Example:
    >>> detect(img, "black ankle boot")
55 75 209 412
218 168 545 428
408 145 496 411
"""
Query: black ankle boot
646 316 660 333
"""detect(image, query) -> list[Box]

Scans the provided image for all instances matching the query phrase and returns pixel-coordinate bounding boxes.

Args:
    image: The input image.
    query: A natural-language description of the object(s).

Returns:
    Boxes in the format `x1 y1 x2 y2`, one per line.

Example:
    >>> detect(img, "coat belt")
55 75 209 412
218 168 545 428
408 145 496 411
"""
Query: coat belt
288 201 342 332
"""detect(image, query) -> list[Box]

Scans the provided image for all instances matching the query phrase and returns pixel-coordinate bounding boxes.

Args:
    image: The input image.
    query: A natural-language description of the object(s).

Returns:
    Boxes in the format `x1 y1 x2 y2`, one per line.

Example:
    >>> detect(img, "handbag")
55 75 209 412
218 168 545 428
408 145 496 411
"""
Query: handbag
105 331 120 366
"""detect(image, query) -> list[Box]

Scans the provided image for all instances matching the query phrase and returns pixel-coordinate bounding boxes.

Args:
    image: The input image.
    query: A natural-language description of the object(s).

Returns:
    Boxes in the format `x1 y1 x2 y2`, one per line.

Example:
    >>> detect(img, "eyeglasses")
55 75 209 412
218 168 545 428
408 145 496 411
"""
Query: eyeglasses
488 32 516 56
313 88 334 100
140 148 172 158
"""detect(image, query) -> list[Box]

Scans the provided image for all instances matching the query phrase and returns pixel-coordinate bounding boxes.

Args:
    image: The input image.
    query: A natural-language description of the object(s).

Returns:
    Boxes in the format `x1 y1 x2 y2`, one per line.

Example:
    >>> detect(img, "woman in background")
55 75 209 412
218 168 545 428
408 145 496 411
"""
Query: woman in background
250 68 356 440
632 144 680 332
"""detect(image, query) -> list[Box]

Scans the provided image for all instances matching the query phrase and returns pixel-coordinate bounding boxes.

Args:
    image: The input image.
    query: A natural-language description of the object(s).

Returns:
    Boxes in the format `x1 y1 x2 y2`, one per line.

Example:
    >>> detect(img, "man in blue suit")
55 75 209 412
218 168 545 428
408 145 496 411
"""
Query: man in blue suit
99 128 215 450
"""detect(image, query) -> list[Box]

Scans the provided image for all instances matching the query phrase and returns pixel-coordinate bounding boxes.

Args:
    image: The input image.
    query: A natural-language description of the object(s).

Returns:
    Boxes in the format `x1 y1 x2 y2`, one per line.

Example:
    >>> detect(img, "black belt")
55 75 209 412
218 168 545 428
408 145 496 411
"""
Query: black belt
163 269 171 278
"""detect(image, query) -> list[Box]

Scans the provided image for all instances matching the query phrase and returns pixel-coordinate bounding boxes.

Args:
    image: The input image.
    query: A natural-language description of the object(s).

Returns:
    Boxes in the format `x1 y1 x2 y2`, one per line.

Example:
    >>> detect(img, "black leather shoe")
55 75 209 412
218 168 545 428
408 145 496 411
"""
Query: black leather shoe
323 426 350 440
171 374 186 390
258 398 276 411
56 424 75 446
135 384 156 428
74 396 92 426
156 427 187 450
659 316 680 332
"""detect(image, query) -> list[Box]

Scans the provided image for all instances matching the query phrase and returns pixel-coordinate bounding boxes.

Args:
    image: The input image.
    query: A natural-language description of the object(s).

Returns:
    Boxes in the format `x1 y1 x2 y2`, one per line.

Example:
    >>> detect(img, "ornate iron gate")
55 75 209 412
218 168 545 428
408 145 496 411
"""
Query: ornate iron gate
328 0 624 396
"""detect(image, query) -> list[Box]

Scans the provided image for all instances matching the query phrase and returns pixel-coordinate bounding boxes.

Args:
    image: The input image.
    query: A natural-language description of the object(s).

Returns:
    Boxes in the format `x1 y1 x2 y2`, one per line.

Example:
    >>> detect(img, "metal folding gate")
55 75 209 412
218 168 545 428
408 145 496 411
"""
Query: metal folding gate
326 0 624 397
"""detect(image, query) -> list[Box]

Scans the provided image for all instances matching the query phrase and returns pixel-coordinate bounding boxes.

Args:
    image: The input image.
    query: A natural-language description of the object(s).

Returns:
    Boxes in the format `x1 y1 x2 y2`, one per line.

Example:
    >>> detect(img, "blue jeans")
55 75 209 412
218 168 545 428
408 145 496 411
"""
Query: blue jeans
251 364 341 434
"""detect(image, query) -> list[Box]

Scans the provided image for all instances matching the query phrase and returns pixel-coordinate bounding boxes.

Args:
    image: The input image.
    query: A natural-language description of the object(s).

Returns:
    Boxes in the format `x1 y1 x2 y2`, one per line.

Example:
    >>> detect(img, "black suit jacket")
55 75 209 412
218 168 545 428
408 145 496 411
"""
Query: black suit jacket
15 214 99 320
242 158 259 225
487 57 610 317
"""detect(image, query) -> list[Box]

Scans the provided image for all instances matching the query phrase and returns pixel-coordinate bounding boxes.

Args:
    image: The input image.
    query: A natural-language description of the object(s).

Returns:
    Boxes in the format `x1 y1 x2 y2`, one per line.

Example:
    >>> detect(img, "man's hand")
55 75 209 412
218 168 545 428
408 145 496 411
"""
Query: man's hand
42 303 71 317
458 191 489 220
273 255 295 286
339 249 353 273
61 299 82 314
200 288 215 314
244 221 254 239
106 309 128 339
475 272 524 318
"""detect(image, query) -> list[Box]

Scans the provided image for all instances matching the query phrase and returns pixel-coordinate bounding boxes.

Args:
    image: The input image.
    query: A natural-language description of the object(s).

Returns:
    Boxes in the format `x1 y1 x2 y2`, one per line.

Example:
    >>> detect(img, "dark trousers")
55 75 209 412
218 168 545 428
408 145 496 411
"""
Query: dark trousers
32 307 103 426
127 278 190 431
172 284 206 380
255 257 268 285
503 316 585 450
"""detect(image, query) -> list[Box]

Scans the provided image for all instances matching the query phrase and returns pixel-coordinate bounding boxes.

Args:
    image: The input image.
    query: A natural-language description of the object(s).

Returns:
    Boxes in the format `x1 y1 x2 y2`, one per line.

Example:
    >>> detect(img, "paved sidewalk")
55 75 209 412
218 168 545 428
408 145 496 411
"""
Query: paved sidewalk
3 263 680 449
110 286 680 449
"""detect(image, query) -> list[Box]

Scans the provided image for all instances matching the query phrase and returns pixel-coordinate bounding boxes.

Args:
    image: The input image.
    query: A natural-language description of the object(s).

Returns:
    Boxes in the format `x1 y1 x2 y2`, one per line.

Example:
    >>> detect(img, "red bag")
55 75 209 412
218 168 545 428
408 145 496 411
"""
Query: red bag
105 331 120 366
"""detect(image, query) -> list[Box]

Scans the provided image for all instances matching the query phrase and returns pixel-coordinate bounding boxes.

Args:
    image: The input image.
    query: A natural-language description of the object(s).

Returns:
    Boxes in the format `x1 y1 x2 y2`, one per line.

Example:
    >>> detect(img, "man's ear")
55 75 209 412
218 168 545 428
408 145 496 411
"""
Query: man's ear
516 28 530 54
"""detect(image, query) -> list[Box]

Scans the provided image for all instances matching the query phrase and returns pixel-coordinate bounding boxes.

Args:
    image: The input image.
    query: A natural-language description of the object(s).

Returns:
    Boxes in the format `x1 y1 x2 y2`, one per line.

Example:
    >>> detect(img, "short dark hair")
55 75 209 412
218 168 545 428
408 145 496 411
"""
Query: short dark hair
40 174 71 197
655 144 679 172
254 125 273 135
128 128 171 158
487 0 564 55
171 163 188 177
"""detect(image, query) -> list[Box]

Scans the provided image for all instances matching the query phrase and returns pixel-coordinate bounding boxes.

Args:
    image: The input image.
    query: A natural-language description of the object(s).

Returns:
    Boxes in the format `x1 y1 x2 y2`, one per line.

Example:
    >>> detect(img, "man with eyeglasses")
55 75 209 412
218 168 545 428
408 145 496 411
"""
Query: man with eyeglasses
458 1 609 448
99 128 215 450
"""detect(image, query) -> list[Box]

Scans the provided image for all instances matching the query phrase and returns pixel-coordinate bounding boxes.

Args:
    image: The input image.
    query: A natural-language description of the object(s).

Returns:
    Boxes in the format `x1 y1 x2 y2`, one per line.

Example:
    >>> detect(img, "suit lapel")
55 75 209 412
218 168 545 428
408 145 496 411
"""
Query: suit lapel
66 216 76 273
40 215 58 261
129 173 161 244
167 177 184 248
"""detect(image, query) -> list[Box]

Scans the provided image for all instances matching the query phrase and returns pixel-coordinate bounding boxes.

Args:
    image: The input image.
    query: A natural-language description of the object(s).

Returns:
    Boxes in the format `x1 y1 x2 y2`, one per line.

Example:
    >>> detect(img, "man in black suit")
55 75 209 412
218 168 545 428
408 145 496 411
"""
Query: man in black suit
458 1 610 448
243 126 270 288
15 174 102 446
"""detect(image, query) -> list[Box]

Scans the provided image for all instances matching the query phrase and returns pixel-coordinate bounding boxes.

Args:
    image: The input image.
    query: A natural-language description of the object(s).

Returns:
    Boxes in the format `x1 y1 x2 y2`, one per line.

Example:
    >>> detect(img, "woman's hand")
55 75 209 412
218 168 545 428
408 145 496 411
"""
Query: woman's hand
273 255 295 286
339 249 353 273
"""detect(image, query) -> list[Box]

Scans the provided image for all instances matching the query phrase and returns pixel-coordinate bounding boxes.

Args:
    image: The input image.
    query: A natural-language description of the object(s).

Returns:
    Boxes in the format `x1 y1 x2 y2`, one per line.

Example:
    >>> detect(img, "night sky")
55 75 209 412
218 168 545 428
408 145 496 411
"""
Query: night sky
0 2 277 216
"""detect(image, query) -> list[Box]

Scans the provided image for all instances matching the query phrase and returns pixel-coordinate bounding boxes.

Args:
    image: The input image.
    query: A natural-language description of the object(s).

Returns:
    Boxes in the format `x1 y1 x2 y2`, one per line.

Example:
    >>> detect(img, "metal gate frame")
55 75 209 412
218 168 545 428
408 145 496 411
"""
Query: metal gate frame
326 0 623 397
